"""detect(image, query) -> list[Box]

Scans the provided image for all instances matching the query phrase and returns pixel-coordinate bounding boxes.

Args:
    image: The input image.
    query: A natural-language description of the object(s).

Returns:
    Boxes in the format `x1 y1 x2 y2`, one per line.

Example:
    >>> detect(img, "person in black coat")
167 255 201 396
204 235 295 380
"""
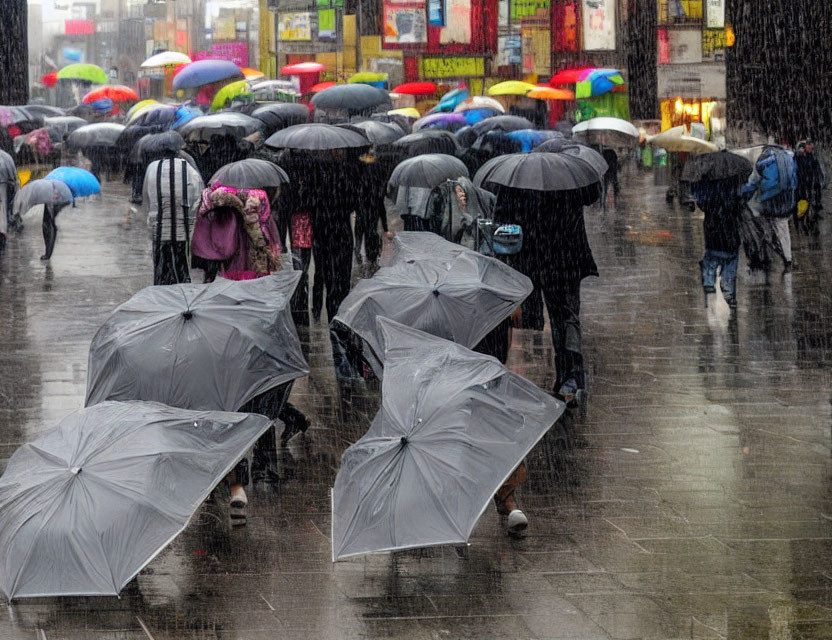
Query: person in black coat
353 155 389 265
493 184 601 404
794 140 824 236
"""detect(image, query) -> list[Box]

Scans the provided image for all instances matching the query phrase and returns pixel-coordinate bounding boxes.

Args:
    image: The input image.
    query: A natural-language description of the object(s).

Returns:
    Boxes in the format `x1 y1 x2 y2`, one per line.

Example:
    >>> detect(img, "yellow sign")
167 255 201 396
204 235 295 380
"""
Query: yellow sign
420 57 484 78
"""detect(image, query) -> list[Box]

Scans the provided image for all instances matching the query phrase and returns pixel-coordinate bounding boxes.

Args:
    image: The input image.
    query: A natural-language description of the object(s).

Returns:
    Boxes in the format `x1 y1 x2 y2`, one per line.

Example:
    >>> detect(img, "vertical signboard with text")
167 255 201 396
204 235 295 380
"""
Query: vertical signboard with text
582 0 615 51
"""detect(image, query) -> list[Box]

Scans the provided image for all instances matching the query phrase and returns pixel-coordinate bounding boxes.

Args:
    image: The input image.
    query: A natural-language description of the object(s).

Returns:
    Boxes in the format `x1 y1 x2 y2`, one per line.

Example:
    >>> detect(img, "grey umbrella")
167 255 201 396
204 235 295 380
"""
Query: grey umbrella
388 153 469 189
85 273 309 412
474 152 601 192
43 115 88 141
0 150 15 184
339 120 404 145
332 318 564 560
0 150 18 237
0 400 272 599
209 158 290 189
535 142 608 179
471 115 534 136
333 231 532 377
264 123 370 151
251 103 310 136
66 122 126 150
130 130 185 162
178 113 265 143
13 179 73 218
310 84 391 111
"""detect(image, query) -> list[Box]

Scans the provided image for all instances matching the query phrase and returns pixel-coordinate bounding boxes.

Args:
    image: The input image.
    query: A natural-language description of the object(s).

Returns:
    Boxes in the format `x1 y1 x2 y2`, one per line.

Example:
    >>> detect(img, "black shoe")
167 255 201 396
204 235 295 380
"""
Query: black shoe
783 261 793 274
280 411 310 446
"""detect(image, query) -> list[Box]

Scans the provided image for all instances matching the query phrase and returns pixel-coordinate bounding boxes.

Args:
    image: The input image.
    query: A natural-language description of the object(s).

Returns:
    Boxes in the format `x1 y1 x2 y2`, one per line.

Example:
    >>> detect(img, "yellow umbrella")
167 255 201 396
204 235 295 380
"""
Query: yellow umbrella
527 86 575 101
17 169 32 188
487 81 537 96
388 107 421 119
126 99 158 121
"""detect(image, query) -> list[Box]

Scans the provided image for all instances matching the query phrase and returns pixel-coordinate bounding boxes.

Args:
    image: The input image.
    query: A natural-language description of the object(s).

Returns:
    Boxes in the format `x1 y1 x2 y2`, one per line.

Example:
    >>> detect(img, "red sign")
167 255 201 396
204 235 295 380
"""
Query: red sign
65 20 95 36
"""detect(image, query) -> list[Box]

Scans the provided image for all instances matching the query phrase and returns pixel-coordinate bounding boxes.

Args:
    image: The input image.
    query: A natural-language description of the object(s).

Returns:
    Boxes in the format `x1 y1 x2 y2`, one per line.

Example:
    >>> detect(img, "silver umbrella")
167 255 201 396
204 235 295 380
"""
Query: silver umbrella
332 318 564 560
333 232 532 377
13 179 73 218
66 122 126 150
85 273 309 412
0 401 272 600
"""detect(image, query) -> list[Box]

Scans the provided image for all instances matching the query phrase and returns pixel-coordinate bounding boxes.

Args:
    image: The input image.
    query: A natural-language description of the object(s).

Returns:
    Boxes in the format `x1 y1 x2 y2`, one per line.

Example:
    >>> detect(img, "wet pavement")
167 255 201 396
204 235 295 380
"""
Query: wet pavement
2 166 832 639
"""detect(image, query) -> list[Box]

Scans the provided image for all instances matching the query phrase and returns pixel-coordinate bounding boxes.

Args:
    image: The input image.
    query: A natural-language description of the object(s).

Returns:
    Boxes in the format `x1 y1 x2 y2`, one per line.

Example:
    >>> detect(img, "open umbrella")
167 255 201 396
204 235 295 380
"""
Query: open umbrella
44 167 101 198
209 158 290 189
575 68 625 99
251 103 310 136
331 317 563 560
311 81 337 93
389 154 468 189
41 72 59 88
57 63 108 85
649 126 718 154
392 82 437 96
536 141 608 178
550 67 593 85
281 62 324 75
311 84 391 112
572 117 639 147
141 51 192 68
506 129 561 152
347 72 388 85
340 121 404 145
24 105 65 119
178 112 264 142
0 401 272 600
66 122 125 150
681 149 753 183
130 130 185 162
264 123 369 151
86 273 309 412
240 68 265 81
474 152 600 192
334 232 531 376
211 80 253 112
173 60 244 91
252 80 300 102
434 88 469 112
527 87 574 101
486 81 536 96
126 99 159 121
390 130 460 157
82 85 139 104
454 96 505 113
131 104 178 128
414 112 467 132
13 179 73 219
43 116 87 141
471 115 533 136
388 107 421 120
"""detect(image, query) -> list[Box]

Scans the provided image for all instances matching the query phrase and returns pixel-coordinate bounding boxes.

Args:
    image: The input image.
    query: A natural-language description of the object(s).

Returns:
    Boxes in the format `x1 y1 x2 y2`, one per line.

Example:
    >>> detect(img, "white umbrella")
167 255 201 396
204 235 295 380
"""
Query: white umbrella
649 126 718 154
572 117 639 147
453 96 505 113
141 51 192 68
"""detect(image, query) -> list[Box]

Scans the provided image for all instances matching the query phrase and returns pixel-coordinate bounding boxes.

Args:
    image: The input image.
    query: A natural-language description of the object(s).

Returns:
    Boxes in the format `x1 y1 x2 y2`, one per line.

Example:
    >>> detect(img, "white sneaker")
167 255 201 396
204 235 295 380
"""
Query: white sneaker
507 509 528 536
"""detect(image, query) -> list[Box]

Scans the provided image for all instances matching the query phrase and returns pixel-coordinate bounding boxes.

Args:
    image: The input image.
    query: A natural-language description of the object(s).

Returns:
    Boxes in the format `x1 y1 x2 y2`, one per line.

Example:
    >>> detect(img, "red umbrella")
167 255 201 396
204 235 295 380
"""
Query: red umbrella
82 85 139 103
42 72 59 88
310 81 337 93
550 68 593 85
392 82 437 96
282 62 324 75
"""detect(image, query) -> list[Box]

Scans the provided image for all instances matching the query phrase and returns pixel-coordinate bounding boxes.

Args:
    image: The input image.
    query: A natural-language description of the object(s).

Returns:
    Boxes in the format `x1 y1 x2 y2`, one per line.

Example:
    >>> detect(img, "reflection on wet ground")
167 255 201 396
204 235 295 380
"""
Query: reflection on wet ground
2 167 832 639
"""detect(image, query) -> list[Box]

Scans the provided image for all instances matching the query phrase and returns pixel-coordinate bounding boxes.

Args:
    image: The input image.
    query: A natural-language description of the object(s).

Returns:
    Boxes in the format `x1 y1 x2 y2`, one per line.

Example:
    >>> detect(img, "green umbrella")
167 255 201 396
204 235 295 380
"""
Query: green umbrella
211 80 253 112
57 63 109 84
347 71 388 85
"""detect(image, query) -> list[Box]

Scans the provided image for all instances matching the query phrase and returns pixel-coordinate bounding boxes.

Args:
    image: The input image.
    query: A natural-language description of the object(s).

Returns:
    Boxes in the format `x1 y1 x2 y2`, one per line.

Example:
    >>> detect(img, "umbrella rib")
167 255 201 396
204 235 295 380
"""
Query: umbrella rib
408 446 466 541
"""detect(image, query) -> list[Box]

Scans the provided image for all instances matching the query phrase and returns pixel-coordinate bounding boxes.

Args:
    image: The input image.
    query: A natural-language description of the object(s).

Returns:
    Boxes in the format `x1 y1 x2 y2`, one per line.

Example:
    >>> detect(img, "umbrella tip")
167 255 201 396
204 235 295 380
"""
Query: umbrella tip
432 289 440 296
70 466 81 475
400 436 408 446
182 311 193 320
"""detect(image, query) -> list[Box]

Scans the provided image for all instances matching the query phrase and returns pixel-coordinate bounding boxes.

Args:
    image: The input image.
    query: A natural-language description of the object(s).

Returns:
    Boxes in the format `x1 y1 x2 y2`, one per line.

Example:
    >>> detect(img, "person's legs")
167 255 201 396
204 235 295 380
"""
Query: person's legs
311 235 325 321
772 216 793 266
542 282 584 398
700 250 718 293
291 247 312 325
326 240 354 322
718 251 739 306
494 462 528 535
353 210 367 263
40 204 58 260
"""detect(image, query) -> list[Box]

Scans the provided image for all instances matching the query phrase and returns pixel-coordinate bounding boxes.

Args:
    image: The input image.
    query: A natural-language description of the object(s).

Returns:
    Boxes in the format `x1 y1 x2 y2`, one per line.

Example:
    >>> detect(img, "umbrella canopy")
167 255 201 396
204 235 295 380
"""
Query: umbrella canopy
44 167 101 198
265 123 369 151
334 232 532 377
141 51 192 68
0 401 271 600
537 142 608 178
42 72 58 88
648 126 719 154
434 88 469 112
178 112 264 142
311 84 391 111
13 179 73 218
172 104 203 129
281 62 324 75
0 151 15 188
527 86 575 101
575 68 625 99
252 80 300 103
24 104 65 118
340 121 404 145
310 81 337 93
86 274 309 411
414 112 468 132
331 317 563 560
390 130 460 157
240 67 265 81
66 122 126 150
209 158 290 189
130 130 185 162
0 106 43 127
681 150 753 183
57 63 108 84
506 129 561 152
82 85 139 104
389 154 468 189
347 72 388 85
251 103 310 136
173 60 244 91
211 80 253 112
454 96 505 113
43 116 87 141
392 82 437 96
572 117 639 147
471 115 534 136
388 107 421 120
550 67 593 85
132 104 178 128
474 152 600 192
486 80 536 96
126 99 159 121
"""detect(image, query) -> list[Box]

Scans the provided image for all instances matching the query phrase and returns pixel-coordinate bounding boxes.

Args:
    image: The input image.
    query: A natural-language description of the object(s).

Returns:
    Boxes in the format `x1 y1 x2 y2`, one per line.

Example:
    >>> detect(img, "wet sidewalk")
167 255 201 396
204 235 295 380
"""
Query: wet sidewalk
2 169 832 639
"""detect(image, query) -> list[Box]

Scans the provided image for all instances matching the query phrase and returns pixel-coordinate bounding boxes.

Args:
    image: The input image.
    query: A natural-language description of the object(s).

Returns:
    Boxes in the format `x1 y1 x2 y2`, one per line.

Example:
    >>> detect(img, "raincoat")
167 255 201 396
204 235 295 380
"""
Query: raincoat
691 177 744 254
742 147 797 218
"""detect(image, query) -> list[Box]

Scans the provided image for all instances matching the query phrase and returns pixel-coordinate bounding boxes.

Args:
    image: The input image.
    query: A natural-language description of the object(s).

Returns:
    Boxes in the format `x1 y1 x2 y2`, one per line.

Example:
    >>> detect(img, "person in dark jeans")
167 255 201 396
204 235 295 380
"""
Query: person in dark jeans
40 202 70 261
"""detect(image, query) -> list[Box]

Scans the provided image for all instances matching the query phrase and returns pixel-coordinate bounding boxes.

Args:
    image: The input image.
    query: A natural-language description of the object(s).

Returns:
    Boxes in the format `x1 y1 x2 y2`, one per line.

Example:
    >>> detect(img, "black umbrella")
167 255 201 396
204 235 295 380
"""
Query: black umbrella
389 153 469 189
554 120 575 136
130 130 185 162
535 142 608 179
66 122 126 150
530 135 571 153
178 113 264 142
370 113 412 134
471 115 534 137
474 152 601 192
24 104 65 119
311 84 391 112
43 116 88 142
264 123 370 151
132 105 177 128
390 130 460 157
209 158 290 189
251 103 310 136
681 150 753 183
339 121 404 145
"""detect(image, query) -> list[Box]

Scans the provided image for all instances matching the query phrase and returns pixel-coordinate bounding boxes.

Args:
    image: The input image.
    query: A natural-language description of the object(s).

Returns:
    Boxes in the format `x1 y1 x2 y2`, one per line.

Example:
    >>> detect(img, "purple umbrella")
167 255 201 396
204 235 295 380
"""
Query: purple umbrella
173 60 244 91
414 112 467 132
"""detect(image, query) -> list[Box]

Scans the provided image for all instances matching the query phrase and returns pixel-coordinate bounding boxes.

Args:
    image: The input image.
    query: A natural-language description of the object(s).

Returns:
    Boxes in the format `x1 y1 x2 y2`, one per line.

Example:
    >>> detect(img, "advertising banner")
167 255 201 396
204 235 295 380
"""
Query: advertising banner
428 0 445 26
420 56 484 78
581 0 615 51
706 0 725 28
384 2 428 44
440 0 472 44
318 9 336 40
278 12 313 41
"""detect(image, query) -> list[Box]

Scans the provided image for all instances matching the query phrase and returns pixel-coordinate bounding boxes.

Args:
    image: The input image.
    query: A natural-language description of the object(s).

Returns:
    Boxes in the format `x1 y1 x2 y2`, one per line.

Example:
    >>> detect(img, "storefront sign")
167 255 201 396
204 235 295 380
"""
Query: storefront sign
318 9 336 40
428 0 445 26
657 66 726 100
706 0 725 28
581 0 615 51
440 0 471 44
665 29 703 64
512 0 549 20
278 12 313 41
420 56 484 78
384 2 428 44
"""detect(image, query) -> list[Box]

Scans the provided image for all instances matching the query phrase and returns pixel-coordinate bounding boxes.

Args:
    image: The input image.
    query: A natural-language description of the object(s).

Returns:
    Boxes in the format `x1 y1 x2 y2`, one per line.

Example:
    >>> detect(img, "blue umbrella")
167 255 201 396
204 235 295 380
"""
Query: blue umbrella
45 167 101 198
506 129 562 153
172 104 202 129
461 108 501 125
434 88 469 113
89 98 114 114
414 112 467 132
173 60 244 91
